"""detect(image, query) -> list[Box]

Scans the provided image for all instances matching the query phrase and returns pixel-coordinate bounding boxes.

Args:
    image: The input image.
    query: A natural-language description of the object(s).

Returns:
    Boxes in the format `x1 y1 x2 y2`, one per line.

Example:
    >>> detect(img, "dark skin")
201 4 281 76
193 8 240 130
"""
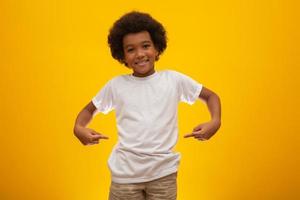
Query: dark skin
184 87 221 141
73 102 107 145
74 31 221 145
73 87 221 145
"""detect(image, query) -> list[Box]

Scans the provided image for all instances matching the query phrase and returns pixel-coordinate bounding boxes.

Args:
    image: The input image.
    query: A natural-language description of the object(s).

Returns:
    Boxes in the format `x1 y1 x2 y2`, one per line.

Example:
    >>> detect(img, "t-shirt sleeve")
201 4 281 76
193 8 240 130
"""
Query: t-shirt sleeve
92 80 115 114
172 70 203 105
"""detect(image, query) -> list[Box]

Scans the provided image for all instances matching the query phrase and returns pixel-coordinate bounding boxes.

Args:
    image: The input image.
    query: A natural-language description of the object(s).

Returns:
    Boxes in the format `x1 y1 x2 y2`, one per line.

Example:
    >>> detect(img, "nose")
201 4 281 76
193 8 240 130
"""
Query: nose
136 48 145 59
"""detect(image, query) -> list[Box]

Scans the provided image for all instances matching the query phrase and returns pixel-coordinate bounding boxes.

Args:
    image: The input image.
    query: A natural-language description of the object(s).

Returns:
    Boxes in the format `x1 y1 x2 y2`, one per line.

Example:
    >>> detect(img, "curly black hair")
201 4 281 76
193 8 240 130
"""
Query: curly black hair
108 11 167 66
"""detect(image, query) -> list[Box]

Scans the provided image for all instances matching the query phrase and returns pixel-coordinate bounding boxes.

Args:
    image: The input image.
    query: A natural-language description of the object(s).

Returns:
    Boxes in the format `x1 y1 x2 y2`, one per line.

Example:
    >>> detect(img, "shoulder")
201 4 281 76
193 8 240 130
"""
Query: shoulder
157 69 182 78
106 73 131 86
158 69 190 80
159 70 202 88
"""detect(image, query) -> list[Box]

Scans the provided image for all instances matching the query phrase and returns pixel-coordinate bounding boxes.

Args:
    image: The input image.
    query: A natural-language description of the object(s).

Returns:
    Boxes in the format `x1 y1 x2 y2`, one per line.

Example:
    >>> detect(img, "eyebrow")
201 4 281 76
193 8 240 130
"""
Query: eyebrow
124 40 152 49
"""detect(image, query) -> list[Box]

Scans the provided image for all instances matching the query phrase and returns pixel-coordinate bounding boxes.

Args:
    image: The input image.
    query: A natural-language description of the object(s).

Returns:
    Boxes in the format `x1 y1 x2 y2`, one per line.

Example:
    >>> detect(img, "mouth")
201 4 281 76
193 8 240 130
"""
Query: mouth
134 59 149 66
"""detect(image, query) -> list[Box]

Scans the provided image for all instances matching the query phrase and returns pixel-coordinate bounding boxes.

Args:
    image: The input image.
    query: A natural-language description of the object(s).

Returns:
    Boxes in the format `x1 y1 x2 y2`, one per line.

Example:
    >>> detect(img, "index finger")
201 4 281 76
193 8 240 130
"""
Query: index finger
99 135 109 139
92 134 109 140
184 133 196 138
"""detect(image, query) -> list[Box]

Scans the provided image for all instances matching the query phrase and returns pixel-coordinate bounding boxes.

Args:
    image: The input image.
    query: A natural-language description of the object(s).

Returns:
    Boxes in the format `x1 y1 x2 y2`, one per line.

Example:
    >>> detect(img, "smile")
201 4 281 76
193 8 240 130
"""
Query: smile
135 59 149 66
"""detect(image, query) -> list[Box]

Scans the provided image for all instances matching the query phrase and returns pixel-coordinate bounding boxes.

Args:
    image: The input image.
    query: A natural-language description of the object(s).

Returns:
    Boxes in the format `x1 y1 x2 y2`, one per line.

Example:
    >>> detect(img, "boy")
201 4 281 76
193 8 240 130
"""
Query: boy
74 11 221 200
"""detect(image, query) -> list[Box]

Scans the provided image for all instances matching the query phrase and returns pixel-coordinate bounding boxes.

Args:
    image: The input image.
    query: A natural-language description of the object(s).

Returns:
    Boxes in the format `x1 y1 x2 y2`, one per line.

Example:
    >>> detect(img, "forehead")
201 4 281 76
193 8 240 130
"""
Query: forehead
123 31 153 47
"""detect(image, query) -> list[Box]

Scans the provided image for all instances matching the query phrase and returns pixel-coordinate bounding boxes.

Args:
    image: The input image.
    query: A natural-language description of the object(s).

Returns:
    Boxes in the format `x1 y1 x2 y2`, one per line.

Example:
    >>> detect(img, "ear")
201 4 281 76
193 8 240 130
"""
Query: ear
155 52 159 61
155 51 159 61
123 60 130 68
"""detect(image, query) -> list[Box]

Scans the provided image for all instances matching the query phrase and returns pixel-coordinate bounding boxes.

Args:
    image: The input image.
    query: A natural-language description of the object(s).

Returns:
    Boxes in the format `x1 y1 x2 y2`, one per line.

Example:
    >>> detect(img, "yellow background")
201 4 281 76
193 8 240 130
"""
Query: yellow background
1 0 299 199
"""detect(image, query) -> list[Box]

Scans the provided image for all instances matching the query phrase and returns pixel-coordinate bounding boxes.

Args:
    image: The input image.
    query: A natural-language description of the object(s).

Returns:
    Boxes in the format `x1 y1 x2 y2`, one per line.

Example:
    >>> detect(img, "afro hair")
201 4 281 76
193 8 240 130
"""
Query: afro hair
107 11 167 66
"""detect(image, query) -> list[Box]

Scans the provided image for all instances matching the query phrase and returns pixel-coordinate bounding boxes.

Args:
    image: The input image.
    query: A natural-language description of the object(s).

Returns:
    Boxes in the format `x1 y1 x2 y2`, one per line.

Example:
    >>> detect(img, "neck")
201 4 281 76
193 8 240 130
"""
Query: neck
132 69 155 77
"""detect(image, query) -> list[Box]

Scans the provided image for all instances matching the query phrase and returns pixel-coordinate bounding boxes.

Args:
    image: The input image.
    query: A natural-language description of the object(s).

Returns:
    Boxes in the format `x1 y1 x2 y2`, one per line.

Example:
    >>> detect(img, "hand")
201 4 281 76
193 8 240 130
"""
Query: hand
73 126 109 145
184 120 221 141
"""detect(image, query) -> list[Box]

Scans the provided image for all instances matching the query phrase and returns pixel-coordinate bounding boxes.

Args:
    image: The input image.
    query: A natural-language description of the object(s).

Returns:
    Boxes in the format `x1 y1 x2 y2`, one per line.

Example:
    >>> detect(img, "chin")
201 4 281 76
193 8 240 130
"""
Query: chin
133 69 151 76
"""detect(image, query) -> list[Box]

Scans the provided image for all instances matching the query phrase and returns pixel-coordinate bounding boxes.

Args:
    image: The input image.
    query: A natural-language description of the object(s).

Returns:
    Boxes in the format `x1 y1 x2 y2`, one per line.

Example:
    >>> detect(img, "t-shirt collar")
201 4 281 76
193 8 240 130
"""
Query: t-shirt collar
129 71 158 81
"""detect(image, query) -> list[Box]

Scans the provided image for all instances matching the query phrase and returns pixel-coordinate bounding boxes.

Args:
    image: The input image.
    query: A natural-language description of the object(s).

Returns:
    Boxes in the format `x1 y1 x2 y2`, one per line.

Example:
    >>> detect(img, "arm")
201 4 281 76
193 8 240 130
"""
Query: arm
184 87 221 140
73 101 109 145
199 87 221 124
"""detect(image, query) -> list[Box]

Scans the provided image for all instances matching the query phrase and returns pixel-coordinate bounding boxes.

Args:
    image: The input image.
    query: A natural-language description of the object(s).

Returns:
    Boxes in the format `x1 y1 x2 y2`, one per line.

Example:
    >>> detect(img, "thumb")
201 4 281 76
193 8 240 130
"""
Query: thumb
193 124 204 131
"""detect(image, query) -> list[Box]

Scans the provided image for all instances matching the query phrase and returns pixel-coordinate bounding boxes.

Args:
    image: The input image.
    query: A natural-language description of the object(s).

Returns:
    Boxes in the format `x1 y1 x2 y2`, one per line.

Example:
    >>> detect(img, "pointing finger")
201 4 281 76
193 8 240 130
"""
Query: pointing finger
99 135 109 139
92 134 109 140
184 133 195 138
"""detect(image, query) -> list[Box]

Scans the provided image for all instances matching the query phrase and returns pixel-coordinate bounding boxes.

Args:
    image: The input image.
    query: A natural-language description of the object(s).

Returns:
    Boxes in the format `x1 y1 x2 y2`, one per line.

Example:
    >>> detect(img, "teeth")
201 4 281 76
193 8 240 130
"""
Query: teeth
136 60 148 65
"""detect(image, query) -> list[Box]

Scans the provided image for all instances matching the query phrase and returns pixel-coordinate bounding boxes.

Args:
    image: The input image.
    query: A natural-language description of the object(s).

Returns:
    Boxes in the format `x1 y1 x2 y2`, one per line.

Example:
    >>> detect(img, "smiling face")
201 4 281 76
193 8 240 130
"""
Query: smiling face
123 31 159 77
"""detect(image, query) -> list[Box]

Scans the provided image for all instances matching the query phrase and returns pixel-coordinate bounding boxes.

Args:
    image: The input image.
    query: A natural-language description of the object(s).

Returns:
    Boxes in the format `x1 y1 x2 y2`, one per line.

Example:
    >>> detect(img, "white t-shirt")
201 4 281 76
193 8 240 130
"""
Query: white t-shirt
92 70 202 183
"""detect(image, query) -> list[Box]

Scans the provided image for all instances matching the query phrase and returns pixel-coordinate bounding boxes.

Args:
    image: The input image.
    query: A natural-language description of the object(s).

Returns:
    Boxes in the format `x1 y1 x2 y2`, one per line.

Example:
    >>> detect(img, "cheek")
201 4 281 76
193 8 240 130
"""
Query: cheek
123 54 132 63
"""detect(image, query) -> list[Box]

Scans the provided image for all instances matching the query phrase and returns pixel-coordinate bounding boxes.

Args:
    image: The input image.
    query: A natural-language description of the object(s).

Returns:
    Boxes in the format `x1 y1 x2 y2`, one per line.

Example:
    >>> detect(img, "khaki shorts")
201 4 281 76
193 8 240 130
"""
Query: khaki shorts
109 172 177 200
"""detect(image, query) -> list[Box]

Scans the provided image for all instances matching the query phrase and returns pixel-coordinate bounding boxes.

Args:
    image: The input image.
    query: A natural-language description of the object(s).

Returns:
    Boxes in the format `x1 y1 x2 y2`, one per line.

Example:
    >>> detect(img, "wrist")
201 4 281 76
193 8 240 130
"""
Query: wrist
211 118 221 126
73 124 84 134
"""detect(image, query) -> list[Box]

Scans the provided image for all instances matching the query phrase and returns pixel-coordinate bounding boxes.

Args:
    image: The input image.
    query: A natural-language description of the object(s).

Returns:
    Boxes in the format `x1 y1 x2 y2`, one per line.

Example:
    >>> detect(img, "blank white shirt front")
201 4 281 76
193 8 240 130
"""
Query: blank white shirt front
92 70 202 183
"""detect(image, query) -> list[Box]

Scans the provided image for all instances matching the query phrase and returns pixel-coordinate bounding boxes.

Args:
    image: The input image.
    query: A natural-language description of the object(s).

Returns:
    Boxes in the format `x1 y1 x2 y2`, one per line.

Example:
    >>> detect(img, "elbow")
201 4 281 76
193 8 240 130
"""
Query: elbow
211 91 220 100
73 124 81 137
73 126 78 137
208 91 220 104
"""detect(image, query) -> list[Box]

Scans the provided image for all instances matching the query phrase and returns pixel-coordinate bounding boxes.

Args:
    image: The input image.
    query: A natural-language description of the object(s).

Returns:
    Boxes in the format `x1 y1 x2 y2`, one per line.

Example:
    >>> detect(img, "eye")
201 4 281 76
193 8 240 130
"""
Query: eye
143 44 150 49
126 48 134 53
